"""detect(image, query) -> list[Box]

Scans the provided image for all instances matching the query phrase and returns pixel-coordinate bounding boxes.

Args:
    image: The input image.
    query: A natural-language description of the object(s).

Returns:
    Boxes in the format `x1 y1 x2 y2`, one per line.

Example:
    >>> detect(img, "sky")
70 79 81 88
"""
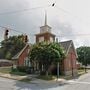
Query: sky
0 0 90 47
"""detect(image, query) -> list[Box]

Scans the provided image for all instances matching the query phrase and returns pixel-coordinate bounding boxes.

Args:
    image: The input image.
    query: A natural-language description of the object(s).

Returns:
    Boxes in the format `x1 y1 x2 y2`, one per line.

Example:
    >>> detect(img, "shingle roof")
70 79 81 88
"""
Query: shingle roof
12 44 31 60
60 40 72 54
59 40 77 57
12 40 77 60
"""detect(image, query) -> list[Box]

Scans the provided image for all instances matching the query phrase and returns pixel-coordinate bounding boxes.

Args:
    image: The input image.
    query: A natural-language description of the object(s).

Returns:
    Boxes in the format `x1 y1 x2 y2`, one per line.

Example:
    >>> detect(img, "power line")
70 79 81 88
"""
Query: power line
1 25 90 38
55 6 83 22
0 26 35 36
51 3 90 38
0 2 90 38
0 2 87 23
0 26 24 33
50 2 86 24
0 5 51 15
56 33 90 37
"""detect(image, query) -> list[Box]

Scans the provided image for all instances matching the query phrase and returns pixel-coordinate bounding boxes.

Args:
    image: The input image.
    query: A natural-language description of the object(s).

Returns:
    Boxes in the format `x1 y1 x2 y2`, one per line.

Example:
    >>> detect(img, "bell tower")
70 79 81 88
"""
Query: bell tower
35 12 55 43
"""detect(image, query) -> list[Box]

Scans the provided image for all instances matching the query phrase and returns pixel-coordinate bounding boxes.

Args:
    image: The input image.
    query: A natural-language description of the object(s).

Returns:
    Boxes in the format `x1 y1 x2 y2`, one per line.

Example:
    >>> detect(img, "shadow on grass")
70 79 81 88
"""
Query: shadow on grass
10 71 27 76
0 66 27 76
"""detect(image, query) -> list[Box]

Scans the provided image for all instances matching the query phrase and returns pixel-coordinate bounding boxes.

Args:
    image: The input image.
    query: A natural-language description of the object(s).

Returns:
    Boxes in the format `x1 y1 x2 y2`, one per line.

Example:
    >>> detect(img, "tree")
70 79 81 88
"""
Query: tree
0 48 5 58
29 42 65 75
77 46 90 65
0 35 25 59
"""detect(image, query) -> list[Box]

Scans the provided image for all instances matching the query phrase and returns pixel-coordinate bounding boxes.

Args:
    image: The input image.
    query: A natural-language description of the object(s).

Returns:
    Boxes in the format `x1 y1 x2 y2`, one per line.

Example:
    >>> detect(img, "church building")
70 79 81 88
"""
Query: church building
35 13 78 76
12 12 78 76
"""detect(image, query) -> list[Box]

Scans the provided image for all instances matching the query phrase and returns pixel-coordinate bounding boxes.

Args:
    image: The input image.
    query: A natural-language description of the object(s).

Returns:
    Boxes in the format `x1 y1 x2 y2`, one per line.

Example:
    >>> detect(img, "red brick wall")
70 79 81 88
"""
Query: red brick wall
63 46 77 75
18 45 30 66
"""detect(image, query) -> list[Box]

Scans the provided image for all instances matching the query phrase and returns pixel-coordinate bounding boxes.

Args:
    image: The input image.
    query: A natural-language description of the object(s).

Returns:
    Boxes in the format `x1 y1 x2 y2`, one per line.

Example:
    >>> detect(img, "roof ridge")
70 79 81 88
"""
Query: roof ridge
59 40 72 43
12 43 30 60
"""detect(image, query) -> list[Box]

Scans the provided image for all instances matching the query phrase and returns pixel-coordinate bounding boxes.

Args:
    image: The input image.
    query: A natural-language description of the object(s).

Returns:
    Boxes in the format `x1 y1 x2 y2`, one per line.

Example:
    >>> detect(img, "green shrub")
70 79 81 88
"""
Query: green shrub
40 71 46 75
10 71 27 76
11 67 18 72
26 67 34 74
17 66 34 74
17 66 29 72
78 66 84 70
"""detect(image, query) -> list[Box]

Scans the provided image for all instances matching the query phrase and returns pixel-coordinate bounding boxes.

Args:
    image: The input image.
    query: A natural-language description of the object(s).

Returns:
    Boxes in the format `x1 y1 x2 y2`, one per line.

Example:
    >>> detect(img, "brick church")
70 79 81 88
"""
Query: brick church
12 13 78 76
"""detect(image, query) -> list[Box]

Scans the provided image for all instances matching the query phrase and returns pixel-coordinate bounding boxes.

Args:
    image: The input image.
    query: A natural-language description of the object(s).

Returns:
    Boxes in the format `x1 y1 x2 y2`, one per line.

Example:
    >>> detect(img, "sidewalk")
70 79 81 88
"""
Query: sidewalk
0 72 67 85
0 72 28 80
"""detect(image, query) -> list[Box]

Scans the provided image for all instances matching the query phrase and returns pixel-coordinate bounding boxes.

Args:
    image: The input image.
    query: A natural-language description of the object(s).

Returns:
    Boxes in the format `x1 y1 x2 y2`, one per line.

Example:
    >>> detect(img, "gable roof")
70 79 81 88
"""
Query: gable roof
60 40 77 57
12 44 31 60
12 40 77 60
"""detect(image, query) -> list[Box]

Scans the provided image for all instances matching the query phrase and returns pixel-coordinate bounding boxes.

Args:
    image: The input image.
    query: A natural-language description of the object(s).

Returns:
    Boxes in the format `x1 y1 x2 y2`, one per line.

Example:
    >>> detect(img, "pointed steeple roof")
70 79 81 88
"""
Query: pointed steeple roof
44 11 47 26
39 10 52 33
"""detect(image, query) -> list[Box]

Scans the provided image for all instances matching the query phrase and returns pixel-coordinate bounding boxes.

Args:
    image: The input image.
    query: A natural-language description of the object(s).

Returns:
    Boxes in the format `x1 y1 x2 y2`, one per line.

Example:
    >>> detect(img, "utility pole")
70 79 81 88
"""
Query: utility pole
57 62 59 80
84 52 87 73
56 38 60 81
71 52 74 77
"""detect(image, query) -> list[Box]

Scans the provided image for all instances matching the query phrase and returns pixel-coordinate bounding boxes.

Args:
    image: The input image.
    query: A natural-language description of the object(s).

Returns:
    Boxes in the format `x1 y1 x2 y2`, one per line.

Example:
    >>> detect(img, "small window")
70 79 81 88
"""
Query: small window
50 37 53 42
39 37 44 42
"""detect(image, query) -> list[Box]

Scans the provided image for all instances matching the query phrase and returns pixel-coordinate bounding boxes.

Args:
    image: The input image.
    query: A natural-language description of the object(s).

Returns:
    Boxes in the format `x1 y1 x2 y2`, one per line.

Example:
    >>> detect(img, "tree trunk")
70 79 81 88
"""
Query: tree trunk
57 62 59 79
42 64 43 71
46 71 49 76
45 63 49 76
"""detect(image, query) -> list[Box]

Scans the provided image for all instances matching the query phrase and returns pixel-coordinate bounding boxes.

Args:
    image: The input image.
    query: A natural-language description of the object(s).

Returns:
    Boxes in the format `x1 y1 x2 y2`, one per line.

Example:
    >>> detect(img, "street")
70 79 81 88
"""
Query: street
0 72 90 90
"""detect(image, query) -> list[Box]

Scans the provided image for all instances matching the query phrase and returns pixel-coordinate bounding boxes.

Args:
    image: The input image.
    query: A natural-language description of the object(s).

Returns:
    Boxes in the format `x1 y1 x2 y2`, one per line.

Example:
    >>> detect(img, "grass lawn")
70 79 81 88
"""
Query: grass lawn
78 68 87 76
0 67 31 83
60 69 86 80
0 67 11 73
37 68 88 81
0 67 27 76
0 67 88 81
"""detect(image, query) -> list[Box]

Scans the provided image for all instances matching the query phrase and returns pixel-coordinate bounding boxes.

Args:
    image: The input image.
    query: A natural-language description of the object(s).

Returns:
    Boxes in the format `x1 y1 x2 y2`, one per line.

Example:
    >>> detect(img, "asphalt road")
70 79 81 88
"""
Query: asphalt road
0 72 90 90
51 71 90 90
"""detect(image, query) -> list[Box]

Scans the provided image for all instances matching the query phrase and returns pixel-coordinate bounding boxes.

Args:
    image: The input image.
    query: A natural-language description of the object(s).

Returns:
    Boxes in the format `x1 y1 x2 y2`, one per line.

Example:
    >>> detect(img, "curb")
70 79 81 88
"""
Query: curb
0 75 19 80
0 73 68 85
0 73 27 81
